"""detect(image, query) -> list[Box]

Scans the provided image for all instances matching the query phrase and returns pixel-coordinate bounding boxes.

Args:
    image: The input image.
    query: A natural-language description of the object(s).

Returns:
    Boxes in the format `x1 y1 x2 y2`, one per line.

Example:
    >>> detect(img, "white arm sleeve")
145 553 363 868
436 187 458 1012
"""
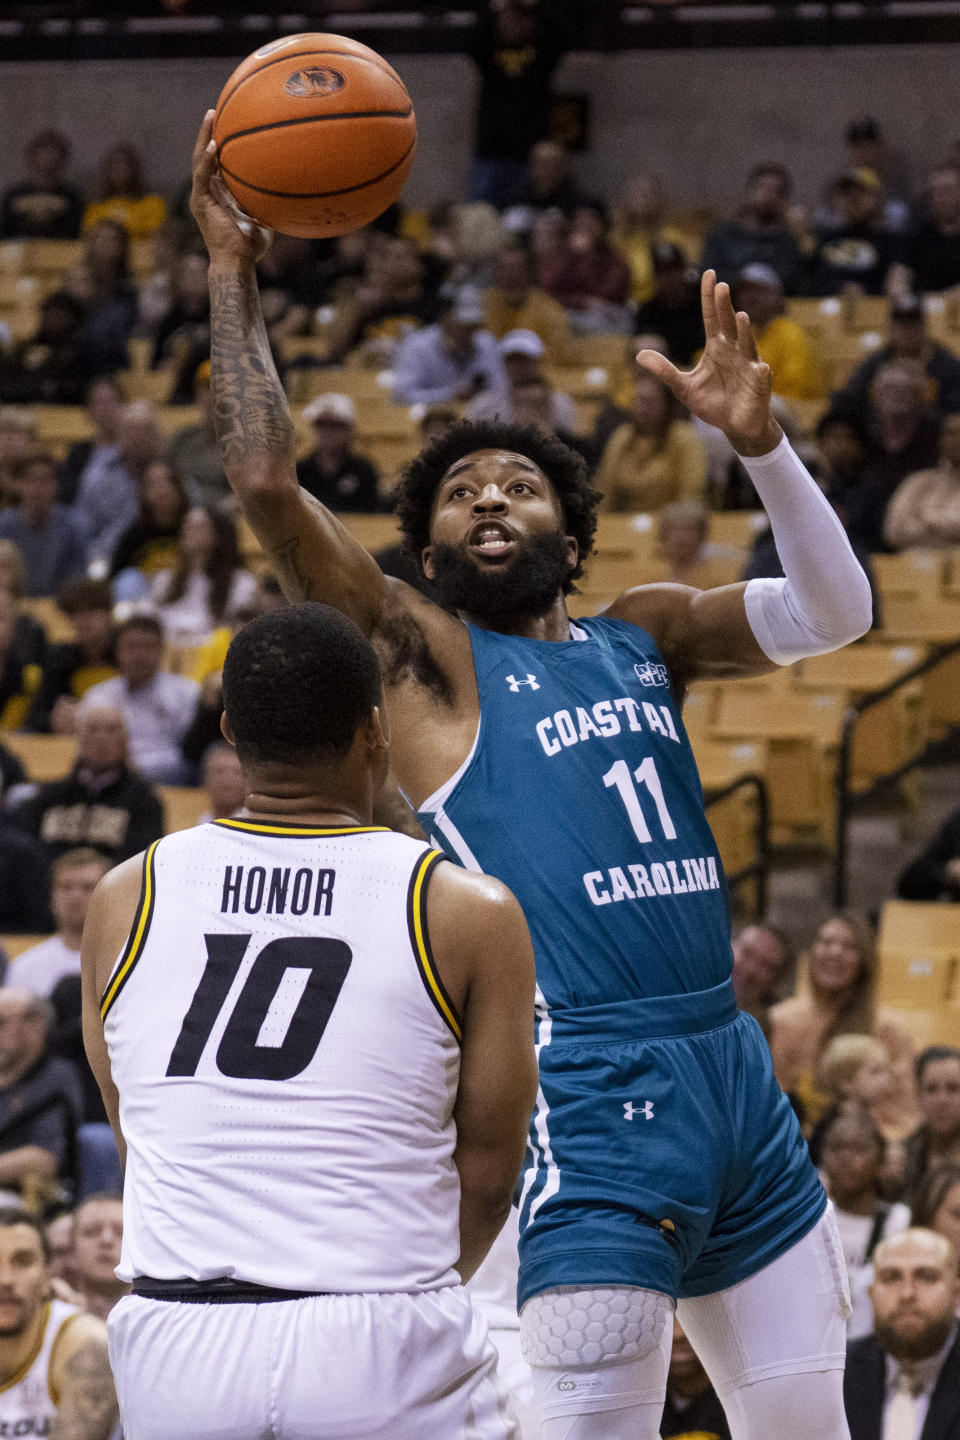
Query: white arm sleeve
739 434 874 665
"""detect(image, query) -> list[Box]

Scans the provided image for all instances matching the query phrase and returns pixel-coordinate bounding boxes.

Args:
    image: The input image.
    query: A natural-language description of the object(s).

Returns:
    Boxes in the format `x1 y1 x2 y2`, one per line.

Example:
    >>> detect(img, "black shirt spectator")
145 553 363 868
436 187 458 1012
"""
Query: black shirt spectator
0 991 84 1192
898 809 960 900
296 395 384 511
0 130 83 241
27 580 117 735
151 251 211 404
634 242 706 367
0 292 89 406
660 1318 731 1440
832 295 960 423
10 703 164 865
0 740 26 797
807 169 904 296
700 164 802 293
0 819 53 933
902 165 960 293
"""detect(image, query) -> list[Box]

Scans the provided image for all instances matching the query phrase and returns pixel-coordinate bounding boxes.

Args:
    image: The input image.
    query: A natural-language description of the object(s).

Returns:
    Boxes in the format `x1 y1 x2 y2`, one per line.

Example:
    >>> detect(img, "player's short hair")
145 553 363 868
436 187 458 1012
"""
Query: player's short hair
51 847 111 882
395 420 600 592
916 1045 960 1083
222 603 382 768
0 1208 49 1262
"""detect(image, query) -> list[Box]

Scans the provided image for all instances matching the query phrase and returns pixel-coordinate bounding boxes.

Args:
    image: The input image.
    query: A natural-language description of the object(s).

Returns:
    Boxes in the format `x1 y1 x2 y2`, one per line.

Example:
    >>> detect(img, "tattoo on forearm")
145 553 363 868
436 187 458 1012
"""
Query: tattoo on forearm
51 1340 118 1440
269 535 317 602
209 267 295 471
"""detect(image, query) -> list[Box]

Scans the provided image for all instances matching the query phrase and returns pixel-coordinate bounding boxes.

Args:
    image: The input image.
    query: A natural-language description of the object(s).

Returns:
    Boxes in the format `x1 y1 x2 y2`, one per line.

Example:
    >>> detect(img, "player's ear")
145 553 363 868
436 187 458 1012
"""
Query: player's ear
220 712 237 747
421 545 435 581
566 535 579 571
367 704 390 755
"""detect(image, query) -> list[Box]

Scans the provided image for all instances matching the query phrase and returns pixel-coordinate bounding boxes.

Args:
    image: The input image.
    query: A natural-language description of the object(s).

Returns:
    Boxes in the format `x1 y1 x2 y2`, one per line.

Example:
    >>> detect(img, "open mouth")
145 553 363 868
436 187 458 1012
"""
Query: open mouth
468 521 516 561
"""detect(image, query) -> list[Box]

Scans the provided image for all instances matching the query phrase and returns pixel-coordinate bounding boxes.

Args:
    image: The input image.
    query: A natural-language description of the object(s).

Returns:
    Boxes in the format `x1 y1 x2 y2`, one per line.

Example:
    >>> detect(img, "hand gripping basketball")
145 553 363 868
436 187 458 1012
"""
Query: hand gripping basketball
191 112 274 266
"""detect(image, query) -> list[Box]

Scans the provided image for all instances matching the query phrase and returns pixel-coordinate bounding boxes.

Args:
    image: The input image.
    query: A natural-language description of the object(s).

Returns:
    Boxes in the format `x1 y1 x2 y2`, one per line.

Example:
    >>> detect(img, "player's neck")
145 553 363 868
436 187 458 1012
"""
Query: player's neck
461 594 572 641
240 792 372 828
0 1303 46 1384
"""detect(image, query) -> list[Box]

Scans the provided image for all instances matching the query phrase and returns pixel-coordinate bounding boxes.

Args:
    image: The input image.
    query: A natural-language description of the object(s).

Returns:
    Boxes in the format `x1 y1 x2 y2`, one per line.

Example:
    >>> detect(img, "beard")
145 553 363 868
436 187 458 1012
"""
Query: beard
874 1313 955 1363
429 531 572 622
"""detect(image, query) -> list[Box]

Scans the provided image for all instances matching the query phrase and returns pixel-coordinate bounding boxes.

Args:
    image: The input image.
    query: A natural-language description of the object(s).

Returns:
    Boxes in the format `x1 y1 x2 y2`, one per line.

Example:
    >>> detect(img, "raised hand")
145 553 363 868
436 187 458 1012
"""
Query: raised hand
637 270 782 457
190 111 273 267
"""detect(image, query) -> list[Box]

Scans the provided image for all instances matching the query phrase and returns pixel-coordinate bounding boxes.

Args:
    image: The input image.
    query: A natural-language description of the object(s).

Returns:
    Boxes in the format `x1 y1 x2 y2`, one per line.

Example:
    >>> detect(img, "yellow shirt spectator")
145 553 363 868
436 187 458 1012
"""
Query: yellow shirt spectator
82 142 167 240
734 263 824 399
594 375 707 513
484 247 571 363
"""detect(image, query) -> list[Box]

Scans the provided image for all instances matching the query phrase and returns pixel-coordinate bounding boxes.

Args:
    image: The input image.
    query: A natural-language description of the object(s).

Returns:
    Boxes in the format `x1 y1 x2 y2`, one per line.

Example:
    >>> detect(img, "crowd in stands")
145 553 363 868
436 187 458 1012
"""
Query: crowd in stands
3 33 960 1432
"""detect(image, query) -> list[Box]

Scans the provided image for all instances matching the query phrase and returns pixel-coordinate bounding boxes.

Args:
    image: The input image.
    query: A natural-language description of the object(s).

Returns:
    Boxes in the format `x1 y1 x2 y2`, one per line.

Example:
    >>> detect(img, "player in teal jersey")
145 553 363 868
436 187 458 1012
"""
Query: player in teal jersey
192 114 869 1440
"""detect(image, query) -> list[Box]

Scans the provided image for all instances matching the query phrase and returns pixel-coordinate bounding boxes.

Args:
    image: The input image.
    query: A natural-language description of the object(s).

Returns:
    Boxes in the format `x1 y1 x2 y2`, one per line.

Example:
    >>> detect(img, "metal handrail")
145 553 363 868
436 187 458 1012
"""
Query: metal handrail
704 771 770 920
833 638 960 907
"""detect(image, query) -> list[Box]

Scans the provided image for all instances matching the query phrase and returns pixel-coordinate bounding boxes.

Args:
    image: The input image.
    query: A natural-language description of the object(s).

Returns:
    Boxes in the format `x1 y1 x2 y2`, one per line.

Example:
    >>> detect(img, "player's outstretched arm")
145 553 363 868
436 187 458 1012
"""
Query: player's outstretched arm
190 113 391 633
427 865 538 1282
81 857 145 1171
49 1313 118 1440
609 271 872 684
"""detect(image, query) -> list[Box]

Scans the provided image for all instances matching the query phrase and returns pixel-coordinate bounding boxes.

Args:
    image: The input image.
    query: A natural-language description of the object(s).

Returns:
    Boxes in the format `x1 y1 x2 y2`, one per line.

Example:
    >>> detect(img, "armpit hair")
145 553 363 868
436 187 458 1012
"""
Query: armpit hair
372 607 455 706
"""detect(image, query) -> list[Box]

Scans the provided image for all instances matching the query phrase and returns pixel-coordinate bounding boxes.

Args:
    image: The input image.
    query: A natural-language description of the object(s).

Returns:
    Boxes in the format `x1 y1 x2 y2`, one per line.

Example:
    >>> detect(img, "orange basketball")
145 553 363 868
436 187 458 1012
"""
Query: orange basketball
212 33 416 239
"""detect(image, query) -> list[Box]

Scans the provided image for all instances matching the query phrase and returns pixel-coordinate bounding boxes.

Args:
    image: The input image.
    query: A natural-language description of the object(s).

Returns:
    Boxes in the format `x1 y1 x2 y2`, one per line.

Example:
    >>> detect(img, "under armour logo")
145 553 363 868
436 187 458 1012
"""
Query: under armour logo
634 662 669 688
623 1101 654 1121
506 673 540 692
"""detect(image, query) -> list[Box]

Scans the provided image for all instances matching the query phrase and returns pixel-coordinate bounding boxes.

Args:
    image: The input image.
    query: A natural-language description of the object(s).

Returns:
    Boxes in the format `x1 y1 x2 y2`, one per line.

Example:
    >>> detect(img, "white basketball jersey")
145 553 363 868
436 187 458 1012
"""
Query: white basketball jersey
102 820 462 1294
0 1299 81 1432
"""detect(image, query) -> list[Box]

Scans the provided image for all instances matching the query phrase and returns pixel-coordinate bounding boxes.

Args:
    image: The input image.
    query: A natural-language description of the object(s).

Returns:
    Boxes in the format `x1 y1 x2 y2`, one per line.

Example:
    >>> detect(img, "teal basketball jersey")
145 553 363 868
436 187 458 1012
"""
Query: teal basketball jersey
414 616 734 1011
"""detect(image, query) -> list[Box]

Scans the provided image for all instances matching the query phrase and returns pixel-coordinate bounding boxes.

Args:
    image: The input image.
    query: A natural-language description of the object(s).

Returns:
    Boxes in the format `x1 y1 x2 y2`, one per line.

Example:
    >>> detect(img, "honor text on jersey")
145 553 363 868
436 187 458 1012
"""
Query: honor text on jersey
220 864 336 917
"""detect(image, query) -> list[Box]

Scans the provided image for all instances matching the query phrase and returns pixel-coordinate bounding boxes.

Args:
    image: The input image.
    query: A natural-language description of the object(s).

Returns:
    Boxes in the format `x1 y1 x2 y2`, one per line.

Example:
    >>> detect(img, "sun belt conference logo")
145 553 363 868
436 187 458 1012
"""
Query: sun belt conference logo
283 67 346 99
634 661 669 687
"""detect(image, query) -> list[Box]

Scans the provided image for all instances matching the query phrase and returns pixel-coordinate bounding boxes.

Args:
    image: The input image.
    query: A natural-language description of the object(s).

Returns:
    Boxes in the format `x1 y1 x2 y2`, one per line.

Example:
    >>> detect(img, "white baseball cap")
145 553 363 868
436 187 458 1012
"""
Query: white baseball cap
500 328 545 358
303 393 355 424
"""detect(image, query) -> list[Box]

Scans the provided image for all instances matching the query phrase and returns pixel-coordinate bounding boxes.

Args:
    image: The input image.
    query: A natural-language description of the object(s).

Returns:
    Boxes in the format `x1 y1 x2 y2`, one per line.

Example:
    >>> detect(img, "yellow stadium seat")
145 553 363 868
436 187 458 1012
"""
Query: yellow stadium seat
879 899 960 955
158 786 208 835
1 732 76 781
32 406 93 447
797 643 924 694
156 406 201 435
339 513 402 553
787 397 830 437
707 512 767 550
18 598 74 644
873 550 945 602
19 239 84 275
692 737 768 790
881 1006 960 1049
119 369 175 405
0 935 51 960
126 336 154 374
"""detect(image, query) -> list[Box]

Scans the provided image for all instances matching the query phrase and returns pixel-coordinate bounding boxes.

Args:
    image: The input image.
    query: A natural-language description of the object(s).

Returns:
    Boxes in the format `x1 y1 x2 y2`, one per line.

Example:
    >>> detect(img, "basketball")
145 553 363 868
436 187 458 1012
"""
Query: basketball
212 33 416 239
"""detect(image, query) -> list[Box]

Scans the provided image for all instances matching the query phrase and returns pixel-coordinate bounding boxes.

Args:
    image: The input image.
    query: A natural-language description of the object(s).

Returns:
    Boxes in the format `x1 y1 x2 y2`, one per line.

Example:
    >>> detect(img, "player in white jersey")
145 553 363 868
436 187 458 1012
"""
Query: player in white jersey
0 1207 116 1440
81 602 538 1440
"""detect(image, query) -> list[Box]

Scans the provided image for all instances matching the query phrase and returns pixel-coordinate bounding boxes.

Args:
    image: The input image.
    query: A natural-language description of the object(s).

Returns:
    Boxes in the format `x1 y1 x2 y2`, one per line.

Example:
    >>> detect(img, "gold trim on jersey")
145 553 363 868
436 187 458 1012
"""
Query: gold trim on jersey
47 1309 83 1406
100 839 160 1021
0 1300 49 1396
407 849 462 1043
213 819 391 838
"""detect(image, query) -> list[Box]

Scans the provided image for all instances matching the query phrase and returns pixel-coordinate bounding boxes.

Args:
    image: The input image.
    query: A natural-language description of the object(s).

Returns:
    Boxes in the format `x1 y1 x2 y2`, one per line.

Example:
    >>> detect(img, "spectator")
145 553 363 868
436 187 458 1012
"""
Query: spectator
109 457 189 599
0 592 43 729
199 741 245 821
71 1194 127 1320
816 1034 915 1147
0 129 82 241
150 507 256 649
0 798 52 934
58 374 125 508
10 704 163 864
82 615 199 783
504 140 595 228
0 539 49 665
901 1048 960 1209
136 215 188 333
883 411 960 549
150 249 211 403
165 363 228 509
732 264 823 400
651 500 744 589
912 1164 960 1256
659 1315 731 1439
633 242 706 367
0 990 83 1195
536 201 632 333
73 399 162 571
844 116 913 223
0 409 37 508
295 396 383 512
898 809 960 902
44 1208 78 1289
0 291 88 406
851 360 942 552
897 165 960 295
813 409 871 500
467 330 578 432
321 235 440 368
27 578 117 734
71 219 139 378
832 294 960 422
0 454 87 598
843 1229 960 1440
468 1 569 209
82 142 166 240
807 168 904 297
593 373 707 512
6 849 109 997
612 173 693 307
732 921 795 1037
812 1105 911 1339
0 737 27 798
700 164 803 293
393 287 507 406
769 911 916 1127
483 245 570 361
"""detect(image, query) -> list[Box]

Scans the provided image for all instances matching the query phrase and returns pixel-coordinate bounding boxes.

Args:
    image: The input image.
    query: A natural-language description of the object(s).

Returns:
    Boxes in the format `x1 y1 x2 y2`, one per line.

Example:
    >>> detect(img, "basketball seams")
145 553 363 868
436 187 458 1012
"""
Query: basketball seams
219 106 414 150
220 134 416 201
215 48 409 128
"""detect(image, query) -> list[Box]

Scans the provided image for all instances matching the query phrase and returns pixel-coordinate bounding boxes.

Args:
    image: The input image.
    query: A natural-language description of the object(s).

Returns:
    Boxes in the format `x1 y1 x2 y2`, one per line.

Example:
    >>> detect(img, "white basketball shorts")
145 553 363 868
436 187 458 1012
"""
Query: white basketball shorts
108 1285 518 1440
